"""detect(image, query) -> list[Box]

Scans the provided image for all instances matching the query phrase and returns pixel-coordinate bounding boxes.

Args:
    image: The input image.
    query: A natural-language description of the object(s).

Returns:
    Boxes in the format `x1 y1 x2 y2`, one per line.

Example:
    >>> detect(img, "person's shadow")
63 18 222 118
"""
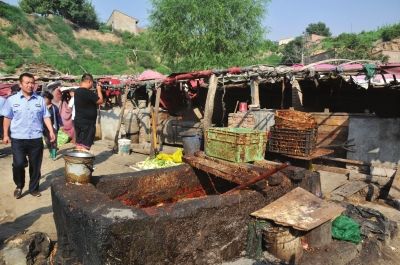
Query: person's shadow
0 206 52 246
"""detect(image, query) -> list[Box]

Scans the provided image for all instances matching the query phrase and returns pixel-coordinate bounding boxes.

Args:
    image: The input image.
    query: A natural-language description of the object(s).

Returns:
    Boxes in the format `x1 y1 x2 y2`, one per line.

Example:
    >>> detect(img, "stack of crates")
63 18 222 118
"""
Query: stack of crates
268 110 318 157
205 127 268 163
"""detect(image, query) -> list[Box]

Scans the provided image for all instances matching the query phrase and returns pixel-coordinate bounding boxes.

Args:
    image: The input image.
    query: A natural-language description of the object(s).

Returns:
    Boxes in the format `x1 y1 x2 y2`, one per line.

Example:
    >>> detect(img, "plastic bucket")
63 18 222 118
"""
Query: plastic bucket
64 151 95 184
118 139 131 155
181 134 201 156
239 102 248 112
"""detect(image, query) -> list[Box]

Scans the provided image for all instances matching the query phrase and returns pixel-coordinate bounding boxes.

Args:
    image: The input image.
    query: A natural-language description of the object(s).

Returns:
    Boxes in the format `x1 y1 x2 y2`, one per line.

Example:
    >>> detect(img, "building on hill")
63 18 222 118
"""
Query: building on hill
307 34 327 44
107 10 139 34
278 37 295 46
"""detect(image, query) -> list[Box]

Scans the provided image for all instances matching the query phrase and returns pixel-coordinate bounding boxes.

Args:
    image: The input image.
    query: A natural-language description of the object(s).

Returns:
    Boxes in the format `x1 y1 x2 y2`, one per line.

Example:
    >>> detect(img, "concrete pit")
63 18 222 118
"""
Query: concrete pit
51 163 320 264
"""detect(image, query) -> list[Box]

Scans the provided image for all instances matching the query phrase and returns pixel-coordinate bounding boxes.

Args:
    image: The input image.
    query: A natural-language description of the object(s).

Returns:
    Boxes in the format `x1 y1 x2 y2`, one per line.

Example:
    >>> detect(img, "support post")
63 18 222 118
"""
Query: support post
203 74 218 132
250 78 260 108
150 85 162 157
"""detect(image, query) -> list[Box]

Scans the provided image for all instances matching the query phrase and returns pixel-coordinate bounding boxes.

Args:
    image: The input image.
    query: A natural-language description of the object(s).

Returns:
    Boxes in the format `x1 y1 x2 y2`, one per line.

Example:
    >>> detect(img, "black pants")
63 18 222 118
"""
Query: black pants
11 138 43 192
75 122 96 149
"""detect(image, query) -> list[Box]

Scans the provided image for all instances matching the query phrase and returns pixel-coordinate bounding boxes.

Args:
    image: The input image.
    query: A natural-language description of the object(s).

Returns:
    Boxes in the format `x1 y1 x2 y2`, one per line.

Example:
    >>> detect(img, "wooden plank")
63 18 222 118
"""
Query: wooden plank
277 148 334 161
318 125 349 134
331 181 368 198
183 155 250 184
312 164 350 175
320 156 370 166
312 115 349 125
317 131 348 146
318 170 349 196
251 187 345 231
389 169 400 199
195 152 266 176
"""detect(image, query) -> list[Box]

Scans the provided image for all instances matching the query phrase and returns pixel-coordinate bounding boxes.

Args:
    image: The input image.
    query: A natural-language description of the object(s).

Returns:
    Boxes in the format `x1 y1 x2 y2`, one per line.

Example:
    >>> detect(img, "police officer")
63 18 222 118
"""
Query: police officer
1 73 55 199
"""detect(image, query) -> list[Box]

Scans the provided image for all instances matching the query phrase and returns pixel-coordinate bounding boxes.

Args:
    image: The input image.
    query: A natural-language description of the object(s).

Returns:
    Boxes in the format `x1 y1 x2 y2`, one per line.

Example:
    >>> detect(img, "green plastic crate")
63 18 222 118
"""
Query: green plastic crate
205 127 267 163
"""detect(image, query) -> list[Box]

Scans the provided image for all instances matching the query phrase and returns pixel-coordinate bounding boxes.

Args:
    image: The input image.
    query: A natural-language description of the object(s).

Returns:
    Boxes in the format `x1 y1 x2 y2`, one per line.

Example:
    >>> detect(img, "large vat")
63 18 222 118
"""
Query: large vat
51 164 319 264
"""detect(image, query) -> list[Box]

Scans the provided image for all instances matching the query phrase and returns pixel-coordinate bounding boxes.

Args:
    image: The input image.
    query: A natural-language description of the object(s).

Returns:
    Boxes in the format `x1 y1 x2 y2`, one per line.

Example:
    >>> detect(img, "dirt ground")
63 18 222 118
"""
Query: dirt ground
0 139 147 243
1 140 400 265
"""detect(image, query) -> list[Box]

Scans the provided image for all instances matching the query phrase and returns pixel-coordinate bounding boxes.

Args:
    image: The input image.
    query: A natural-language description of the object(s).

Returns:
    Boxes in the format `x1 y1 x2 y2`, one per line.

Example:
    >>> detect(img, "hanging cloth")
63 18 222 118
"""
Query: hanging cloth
363 64 376 80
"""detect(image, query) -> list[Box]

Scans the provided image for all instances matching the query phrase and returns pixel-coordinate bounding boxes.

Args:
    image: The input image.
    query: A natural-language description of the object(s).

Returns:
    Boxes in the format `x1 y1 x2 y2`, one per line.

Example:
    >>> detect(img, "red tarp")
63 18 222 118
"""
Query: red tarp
137 70 166 82
163 70 213 85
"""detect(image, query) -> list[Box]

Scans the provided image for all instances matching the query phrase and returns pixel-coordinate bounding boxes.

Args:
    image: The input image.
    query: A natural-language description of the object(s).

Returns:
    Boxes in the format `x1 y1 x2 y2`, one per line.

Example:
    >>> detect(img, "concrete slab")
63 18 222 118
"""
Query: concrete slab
318 170 348 197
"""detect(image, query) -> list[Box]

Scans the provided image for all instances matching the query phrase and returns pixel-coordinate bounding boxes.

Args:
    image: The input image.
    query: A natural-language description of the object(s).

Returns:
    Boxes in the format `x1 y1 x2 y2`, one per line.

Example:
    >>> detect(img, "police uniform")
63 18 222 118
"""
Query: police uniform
1 91 50 193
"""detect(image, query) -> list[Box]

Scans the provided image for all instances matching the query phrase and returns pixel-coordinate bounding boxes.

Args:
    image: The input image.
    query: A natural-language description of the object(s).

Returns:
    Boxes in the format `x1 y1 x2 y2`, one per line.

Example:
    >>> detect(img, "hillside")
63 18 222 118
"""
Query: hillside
0 1 167 75
314 23 400 61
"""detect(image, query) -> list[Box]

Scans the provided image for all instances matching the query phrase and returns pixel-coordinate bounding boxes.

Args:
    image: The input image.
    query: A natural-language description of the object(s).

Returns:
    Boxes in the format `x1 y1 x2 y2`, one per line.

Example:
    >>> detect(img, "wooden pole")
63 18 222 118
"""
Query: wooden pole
150 85 162 157
203 74 218 132
250 78 260 108
112 85 129 153
280 78 285 109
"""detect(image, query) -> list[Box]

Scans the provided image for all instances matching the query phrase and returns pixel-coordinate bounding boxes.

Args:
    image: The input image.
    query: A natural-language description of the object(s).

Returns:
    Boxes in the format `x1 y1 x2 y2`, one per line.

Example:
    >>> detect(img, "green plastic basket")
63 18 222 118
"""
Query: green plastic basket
205 127 267 163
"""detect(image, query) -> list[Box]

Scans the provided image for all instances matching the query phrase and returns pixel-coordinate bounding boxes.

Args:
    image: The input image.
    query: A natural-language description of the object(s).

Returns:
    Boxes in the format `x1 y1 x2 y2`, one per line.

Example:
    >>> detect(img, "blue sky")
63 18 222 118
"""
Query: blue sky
3 0 400 40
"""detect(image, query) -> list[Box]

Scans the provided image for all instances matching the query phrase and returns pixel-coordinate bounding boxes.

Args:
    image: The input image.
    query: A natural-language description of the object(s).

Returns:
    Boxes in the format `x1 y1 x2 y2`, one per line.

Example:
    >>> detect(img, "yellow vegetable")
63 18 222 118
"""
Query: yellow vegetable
156 148 183 163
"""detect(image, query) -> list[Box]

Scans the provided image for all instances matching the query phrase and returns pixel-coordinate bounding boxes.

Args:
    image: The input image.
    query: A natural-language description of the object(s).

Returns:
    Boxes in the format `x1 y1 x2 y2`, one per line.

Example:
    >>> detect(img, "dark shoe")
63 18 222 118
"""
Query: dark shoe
30 191 41 197
14 188 22 199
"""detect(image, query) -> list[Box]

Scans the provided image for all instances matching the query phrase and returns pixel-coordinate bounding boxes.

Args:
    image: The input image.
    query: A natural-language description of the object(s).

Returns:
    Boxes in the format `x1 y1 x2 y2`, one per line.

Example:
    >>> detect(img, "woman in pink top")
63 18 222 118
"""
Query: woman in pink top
59 90 75 142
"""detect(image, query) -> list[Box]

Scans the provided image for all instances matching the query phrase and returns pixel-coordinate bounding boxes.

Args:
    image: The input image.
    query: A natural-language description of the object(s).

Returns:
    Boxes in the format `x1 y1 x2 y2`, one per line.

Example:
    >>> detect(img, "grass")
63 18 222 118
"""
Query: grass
0 34 34 73
0 2 162 75
0 1 36 39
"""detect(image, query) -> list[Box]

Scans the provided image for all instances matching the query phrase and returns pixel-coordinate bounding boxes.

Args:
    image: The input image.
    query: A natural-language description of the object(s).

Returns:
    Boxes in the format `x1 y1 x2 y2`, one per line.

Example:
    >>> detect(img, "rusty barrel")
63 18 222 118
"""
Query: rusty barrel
64 151 95 184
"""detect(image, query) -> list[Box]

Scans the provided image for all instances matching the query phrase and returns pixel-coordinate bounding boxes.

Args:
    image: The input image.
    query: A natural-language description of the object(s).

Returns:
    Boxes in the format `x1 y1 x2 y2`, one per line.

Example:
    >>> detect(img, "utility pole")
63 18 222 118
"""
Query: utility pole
301 31 306 65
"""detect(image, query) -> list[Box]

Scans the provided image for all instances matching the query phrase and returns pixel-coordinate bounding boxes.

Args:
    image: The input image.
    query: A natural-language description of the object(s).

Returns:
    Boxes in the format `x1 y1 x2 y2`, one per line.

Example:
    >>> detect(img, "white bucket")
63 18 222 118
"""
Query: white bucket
118 139 131 155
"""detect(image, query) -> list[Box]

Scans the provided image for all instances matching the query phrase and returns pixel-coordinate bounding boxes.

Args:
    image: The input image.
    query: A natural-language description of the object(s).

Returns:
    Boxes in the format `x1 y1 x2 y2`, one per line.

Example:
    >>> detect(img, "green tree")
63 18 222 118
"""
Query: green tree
19 0 54 16
19 0 99 28
306 22 331 37
149 0 270 71
56 0 99 29
281 36 303 64
381 23 400 41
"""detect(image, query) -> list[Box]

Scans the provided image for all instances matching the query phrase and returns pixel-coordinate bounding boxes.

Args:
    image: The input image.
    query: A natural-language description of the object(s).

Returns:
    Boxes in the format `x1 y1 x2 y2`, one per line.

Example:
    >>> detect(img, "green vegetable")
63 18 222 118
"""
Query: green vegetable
135 157 181 170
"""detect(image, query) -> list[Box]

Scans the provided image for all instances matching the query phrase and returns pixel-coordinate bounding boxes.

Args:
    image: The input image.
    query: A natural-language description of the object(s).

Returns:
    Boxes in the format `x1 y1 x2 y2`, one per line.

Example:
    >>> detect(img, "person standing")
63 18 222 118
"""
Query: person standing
42 91 62 160
1 73 55 199
59 89 75 141
0 95 5 140
0 95 5 157
74 73 103 150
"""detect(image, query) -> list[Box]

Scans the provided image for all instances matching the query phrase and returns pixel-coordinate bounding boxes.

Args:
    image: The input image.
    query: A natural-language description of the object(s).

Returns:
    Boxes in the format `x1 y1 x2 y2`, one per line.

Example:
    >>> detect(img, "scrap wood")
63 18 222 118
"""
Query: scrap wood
251 187 345 231
183 155 250 184
318 170 349 196
194 152 266 176
319 156 371 166
275 148 334 161
331 181 368 199
225 163 289 194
